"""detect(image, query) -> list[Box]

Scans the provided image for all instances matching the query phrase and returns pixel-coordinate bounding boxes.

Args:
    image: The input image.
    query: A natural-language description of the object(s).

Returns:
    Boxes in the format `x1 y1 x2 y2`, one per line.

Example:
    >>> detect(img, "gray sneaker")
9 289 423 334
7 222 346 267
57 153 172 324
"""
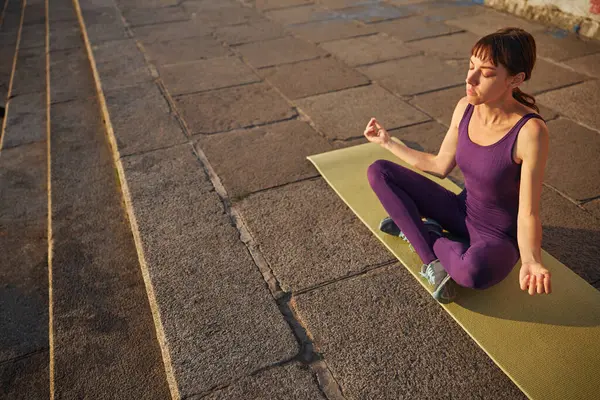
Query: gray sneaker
419 259 458 304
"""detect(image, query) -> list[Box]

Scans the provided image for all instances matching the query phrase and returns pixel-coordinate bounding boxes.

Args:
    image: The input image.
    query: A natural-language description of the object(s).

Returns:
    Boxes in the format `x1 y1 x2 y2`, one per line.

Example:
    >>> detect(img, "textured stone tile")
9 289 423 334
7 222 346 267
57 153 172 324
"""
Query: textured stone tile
534 30 600 62
565 52 600 78
407 31 480 60
288 19 377 44
320 33 420 66
336 2 418 23
198 363 326 400
215 21 288 45
543 118 600 201
2 93 46 149
236 179 392 291
80 7 129 44
49 20 84 52
540 188 600 284
144 35 231 65
132 20 212 44
265 4 340 25
294 265 527 398
235 37 327 68
121 144 298 396
441 5 533 27
373 14 463 42
0 351 49 398
359 55 465 96
122 6 188 27
11 47 45 96
196 120 333 198
184 2 265 26
254 0 314 10
296 84 430 140
93 39 154 92
175 82 296 134
537 80 600 131
258 57 369 99
318 0 384 9
583 199 600 220
119 0 180 8
105 83 187 156
49 48 95 103
160 56 259 95
18 23 45 50
523 58 590 94
0 143 47 222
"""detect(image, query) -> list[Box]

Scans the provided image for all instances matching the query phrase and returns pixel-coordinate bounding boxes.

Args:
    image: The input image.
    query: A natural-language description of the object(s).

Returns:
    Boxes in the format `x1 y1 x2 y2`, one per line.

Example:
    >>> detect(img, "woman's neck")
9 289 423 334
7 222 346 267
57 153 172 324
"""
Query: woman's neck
476 91 521 126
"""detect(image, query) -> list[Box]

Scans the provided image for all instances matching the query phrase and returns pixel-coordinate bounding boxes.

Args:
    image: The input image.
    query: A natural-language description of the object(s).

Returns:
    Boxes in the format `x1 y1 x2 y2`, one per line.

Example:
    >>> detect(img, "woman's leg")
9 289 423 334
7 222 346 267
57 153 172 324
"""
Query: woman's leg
367 159 468 265
433 236 519 289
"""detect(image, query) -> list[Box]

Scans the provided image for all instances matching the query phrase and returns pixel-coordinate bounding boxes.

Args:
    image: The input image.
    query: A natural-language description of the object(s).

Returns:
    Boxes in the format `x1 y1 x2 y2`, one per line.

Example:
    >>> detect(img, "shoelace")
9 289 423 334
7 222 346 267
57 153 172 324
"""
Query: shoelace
419 263 437 285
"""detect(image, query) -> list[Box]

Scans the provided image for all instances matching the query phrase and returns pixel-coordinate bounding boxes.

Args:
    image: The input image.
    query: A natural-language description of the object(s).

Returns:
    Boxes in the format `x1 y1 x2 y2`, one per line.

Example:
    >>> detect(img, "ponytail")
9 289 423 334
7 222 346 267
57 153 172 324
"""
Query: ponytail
513 87 539 113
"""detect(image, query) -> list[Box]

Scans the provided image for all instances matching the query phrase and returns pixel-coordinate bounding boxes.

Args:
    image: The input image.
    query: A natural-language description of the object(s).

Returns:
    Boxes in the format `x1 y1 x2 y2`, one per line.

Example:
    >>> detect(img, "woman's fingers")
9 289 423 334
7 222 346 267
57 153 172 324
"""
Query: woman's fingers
536 274 544 294
528 274 536 295
520 274 529 291
544 273 552 294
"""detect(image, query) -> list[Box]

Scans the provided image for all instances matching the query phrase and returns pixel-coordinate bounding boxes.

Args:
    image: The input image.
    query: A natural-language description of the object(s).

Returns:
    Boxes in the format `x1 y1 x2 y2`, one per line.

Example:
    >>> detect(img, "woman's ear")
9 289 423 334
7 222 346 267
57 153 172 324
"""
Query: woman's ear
511 72 526 88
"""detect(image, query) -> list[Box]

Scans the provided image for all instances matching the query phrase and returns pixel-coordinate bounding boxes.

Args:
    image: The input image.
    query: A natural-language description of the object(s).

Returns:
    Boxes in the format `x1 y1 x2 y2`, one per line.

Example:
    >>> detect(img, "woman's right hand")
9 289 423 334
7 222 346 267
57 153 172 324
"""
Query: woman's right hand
364 117 391 147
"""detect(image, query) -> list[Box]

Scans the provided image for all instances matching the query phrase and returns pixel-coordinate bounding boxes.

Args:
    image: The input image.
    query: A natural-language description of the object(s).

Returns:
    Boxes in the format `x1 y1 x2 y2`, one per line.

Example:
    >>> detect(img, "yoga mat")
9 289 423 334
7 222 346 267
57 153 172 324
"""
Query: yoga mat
307 138 600 400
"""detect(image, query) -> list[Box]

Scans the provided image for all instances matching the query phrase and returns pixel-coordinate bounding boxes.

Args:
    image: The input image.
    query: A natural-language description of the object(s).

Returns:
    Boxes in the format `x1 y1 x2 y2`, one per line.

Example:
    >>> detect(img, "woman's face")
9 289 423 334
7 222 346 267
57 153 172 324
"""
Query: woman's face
466 55 515 104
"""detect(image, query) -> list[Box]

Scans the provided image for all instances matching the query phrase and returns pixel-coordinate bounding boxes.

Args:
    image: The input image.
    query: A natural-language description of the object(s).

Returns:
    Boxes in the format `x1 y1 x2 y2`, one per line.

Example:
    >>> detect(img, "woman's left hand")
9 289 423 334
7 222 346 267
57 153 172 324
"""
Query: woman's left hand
519 261 552 295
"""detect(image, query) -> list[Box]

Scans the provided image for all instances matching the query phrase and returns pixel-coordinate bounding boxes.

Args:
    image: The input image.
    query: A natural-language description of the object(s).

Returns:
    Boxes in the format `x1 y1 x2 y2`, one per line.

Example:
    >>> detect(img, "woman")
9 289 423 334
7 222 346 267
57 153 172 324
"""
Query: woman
364 27 552 303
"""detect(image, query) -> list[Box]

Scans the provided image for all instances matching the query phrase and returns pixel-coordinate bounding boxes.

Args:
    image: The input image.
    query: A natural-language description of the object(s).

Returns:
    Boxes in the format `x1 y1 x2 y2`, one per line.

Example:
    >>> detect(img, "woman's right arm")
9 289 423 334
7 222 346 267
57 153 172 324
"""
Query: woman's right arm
379 97 469 179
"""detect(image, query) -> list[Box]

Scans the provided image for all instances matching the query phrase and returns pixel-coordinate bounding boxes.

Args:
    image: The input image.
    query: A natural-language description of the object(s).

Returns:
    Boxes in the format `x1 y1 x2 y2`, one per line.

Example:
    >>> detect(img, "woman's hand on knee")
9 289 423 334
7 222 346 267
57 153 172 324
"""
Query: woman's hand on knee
364 118 390 147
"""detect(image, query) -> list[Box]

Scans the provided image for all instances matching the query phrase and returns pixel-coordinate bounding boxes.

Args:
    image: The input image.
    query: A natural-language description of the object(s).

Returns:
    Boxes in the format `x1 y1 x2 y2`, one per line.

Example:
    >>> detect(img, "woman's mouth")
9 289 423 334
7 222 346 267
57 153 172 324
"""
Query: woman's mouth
467 88 476 96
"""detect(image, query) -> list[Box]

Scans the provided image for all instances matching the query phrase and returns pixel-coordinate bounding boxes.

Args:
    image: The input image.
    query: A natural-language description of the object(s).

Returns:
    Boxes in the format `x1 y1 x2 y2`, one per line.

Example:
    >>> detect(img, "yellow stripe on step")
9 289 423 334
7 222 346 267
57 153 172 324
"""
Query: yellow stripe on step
307 138 600 400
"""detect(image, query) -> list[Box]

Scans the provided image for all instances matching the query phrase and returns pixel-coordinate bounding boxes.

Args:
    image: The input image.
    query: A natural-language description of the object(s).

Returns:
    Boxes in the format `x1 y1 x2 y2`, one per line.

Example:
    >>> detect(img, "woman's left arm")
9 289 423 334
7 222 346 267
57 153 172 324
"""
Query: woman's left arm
517 118 552 295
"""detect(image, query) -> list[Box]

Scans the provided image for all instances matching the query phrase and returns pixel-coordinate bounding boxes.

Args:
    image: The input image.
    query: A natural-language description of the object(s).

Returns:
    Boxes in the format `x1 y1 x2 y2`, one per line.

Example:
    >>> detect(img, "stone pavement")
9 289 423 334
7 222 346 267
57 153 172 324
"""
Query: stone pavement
1 0 599 398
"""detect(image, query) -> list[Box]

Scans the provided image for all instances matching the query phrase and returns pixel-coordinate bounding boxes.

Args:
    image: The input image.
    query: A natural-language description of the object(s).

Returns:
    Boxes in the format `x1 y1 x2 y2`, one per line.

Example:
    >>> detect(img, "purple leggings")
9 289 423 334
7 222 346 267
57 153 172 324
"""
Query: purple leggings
367 160 519 290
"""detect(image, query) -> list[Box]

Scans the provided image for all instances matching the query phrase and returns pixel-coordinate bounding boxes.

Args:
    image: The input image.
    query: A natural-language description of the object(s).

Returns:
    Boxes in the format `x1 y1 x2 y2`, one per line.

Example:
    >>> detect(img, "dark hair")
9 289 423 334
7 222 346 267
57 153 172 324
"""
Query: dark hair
471 27 539 113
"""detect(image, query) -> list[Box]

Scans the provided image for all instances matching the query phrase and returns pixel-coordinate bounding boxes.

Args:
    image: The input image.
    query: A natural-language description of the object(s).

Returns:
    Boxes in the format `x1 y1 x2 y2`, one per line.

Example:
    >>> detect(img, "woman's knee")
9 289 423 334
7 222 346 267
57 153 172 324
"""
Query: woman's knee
367 159 392 187
454 243 518 289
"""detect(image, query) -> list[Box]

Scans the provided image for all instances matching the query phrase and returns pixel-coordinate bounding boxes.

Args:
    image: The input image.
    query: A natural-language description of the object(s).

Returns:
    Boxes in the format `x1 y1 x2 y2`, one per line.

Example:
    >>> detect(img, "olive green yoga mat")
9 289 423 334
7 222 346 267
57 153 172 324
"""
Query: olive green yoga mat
307 138 600 400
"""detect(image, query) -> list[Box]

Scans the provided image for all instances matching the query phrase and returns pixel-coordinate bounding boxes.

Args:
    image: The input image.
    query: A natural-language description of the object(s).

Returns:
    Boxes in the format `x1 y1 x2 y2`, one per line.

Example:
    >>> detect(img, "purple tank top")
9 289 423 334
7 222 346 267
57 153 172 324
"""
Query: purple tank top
455 103 544 238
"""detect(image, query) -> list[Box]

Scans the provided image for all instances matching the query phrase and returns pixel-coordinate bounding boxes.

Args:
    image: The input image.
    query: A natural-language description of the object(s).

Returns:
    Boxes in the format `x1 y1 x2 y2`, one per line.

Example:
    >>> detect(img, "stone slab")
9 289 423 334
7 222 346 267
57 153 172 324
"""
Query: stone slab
196 119 333 199
132 20 212 44
122 6 188 27
254 0 314 11
50 48 96 103
214 21 288 45
144 35 232 65
373 14 464 42
413 1 500 23
543 118 600 201
81 7 130 44
24 3 74 25
540 188 600 284
583 199 600 220
257 57 369 99
537 80 600 131
0 143 47 222
160 56 260 95
94 39 154 92
198 362 326 400
265 4 340 25
19 23 45 50
184 3 265 26
236 178 392 291
121 144 298 396
534 30 600 62
49 98 170 399
406 31 480 60
296 84 430 140
287 19 377 44
336 2 418 23
358 55 465 96
409 86 558 127
318 0 384 9
49 20 84 52
565 52 600 79
3 92 46 149
0 220 47 362
175 82 296 134
320 33 420 66
235 36 327 68
293 264 526 399
445 7 546 35
105 82 187 156
11 47 45 97
0 351 49 399
118 0 181 9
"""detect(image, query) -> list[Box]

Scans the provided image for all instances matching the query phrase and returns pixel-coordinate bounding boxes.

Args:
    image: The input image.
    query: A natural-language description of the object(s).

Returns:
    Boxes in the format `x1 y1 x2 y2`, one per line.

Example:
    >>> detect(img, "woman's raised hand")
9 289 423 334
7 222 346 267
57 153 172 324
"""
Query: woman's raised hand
364 117 390 146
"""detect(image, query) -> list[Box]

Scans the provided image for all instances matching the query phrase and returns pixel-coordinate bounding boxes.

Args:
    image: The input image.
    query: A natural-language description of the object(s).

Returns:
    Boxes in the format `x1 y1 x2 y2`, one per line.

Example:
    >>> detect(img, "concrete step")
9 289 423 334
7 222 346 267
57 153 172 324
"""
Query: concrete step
0 0 49 399
47 0 170 398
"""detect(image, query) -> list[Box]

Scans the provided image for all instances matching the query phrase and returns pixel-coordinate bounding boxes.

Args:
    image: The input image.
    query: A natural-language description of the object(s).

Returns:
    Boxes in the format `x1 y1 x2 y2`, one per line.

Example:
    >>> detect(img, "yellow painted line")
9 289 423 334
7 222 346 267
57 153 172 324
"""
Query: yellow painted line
0 0 10 28
45 0 53 396
0 0 26 154
71 0 180 398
